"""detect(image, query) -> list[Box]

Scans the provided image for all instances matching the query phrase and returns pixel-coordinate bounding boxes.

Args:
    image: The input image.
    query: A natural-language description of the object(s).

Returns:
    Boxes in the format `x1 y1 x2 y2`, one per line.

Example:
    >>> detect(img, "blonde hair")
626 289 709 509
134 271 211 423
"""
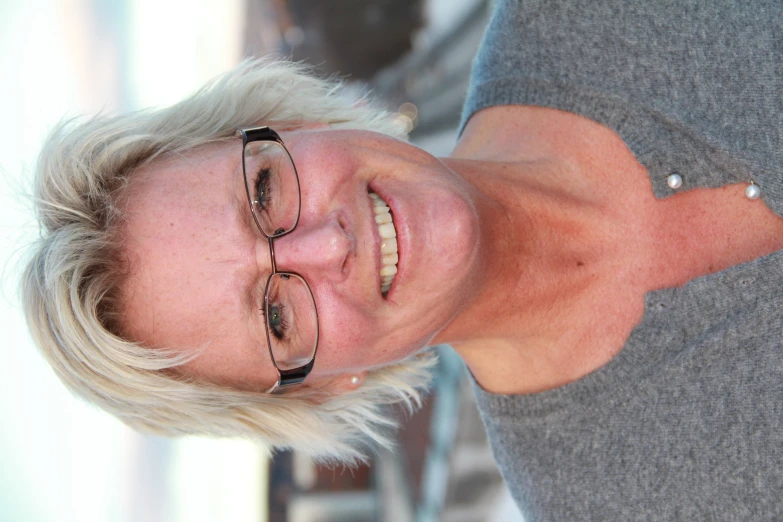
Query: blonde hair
21 59 435 462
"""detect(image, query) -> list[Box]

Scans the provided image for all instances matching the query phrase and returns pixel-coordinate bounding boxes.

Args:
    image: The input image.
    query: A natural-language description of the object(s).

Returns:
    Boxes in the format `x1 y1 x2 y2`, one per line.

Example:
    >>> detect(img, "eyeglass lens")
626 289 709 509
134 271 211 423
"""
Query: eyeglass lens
265 273 318 371
244 140 300 237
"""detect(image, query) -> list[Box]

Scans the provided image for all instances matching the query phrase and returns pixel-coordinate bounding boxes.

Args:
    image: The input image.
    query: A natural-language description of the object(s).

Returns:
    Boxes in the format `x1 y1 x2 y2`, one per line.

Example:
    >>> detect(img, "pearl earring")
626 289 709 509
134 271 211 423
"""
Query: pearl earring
350 375 361 386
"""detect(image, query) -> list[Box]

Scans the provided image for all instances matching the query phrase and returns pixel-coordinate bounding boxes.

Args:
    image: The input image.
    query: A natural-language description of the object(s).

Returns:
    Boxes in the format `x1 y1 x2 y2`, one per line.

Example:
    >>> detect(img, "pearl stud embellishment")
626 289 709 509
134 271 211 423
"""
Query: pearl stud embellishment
667 174 683 189
666 172 761 201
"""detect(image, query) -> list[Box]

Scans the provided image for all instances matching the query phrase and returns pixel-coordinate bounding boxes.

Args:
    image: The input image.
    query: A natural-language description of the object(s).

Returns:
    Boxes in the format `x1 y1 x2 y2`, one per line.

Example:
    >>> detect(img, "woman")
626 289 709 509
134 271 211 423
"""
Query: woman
23 0 783 519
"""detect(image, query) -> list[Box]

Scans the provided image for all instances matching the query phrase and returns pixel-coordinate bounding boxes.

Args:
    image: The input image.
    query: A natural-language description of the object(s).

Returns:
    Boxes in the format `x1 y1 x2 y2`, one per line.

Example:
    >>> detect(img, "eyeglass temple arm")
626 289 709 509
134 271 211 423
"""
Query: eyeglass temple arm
266 359 316 394
238 126 283 144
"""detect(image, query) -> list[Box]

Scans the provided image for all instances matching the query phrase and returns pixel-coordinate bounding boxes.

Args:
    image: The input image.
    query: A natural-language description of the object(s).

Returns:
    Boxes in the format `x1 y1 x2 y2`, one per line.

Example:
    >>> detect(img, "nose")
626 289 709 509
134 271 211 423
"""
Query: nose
262 217 353 283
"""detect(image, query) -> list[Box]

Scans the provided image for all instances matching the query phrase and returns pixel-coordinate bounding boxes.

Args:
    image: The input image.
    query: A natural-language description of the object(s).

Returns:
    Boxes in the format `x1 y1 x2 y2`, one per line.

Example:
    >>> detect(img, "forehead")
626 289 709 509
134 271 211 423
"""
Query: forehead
119 142 278 390
137 142 240 197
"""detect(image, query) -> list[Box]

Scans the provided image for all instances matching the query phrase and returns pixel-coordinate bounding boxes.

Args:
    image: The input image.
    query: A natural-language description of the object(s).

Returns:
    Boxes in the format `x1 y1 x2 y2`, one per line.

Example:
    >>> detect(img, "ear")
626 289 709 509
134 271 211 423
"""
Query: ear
299 372 367 404
306 371 367 395
275 121 331 132
299 122 331 130
330 372 367 394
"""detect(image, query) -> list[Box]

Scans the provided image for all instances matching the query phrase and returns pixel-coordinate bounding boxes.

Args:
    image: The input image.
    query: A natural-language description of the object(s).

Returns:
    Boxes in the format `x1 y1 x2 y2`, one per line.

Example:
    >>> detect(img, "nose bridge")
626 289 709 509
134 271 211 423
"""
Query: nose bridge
271 220 352 280
254 234 275 278
266 236 278 273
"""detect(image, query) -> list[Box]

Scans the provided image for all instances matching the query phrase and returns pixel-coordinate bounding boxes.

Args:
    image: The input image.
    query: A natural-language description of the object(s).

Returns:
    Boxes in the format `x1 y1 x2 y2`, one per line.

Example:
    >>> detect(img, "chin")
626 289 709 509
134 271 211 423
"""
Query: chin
421 189 481 295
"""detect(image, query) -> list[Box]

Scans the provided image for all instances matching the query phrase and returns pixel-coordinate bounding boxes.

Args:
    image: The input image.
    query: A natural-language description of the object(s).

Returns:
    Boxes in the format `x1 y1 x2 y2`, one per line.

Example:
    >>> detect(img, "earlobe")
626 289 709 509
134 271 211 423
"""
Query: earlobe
304 371 366 393
303 372 367 404
329 372 366 394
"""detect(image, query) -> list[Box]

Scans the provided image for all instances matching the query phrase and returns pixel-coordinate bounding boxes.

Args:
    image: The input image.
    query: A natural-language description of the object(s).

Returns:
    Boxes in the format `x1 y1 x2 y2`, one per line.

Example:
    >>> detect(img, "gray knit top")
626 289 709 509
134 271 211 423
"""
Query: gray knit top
460 1 783 520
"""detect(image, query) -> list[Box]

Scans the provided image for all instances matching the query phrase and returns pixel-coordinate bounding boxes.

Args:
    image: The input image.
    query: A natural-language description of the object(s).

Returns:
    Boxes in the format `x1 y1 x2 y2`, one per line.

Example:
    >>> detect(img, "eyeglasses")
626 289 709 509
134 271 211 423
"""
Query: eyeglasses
239 127 319 393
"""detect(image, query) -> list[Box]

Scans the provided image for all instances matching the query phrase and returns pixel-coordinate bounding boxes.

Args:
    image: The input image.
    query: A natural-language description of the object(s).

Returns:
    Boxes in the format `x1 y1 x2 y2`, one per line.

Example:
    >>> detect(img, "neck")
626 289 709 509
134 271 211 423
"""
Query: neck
431 110 658 393
432 156 610 346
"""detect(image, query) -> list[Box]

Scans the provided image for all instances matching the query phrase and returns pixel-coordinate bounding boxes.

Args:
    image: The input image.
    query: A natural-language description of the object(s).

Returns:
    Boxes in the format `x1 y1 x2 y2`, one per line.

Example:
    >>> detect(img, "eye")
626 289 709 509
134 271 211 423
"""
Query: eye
266 303 289 341
254 168 272 211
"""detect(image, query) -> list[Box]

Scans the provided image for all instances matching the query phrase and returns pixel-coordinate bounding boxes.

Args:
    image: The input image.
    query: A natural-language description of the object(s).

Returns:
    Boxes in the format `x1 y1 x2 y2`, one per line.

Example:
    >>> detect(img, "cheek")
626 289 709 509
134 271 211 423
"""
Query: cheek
317 295 373 364
314 295 419 372
292 139 360 199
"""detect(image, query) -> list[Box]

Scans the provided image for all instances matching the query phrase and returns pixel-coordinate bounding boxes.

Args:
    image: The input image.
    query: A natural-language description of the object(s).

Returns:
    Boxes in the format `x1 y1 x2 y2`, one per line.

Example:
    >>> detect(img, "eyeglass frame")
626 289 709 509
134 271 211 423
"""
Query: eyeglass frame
238 126 320 393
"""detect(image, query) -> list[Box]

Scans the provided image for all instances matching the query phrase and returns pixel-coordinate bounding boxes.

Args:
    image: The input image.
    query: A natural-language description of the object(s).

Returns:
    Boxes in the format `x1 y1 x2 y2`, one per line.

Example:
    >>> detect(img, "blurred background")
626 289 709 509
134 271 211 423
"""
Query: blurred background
0 0 524 520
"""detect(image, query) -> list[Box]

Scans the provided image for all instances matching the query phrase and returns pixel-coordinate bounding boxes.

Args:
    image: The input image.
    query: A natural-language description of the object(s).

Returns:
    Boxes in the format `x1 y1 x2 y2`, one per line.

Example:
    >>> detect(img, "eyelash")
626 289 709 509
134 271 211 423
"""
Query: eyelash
261 303 289 341
254 168 272 210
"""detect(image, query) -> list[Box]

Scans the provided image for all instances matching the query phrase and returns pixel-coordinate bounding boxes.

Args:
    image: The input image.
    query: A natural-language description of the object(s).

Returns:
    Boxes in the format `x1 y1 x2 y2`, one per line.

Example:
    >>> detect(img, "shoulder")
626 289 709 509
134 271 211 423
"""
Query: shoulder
452 105 641 172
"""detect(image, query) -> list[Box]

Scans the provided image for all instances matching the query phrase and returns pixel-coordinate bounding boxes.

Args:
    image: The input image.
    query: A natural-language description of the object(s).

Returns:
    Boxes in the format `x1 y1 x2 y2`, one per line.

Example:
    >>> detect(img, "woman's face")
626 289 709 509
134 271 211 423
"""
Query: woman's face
121 128 481 391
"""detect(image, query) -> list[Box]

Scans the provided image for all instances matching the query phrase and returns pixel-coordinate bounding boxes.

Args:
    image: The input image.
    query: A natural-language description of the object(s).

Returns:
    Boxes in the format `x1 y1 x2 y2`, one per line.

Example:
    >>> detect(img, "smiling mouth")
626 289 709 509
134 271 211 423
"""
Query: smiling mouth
369 191 398 295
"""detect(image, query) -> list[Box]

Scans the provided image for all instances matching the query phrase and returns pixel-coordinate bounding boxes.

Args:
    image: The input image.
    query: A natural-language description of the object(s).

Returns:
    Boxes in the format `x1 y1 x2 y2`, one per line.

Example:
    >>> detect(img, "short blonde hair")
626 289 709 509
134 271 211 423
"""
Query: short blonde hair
21 59 435 461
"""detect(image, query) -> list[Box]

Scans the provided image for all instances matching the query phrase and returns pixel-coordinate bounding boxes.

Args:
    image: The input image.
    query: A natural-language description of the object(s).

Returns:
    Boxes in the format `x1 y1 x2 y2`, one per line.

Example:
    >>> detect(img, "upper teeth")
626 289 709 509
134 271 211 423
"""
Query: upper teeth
370 191 398 294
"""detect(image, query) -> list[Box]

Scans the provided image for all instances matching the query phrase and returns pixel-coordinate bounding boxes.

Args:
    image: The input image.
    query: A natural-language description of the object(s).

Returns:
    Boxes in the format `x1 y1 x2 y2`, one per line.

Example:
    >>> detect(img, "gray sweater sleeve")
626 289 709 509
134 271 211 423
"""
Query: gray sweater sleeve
461 1 783 520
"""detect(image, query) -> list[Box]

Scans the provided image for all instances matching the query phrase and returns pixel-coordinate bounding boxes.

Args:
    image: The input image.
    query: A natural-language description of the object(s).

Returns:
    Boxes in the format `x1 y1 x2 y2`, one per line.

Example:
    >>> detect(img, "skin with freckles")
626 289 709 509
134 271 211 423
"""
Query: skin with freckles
121 110 783 396
121 128 485 392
